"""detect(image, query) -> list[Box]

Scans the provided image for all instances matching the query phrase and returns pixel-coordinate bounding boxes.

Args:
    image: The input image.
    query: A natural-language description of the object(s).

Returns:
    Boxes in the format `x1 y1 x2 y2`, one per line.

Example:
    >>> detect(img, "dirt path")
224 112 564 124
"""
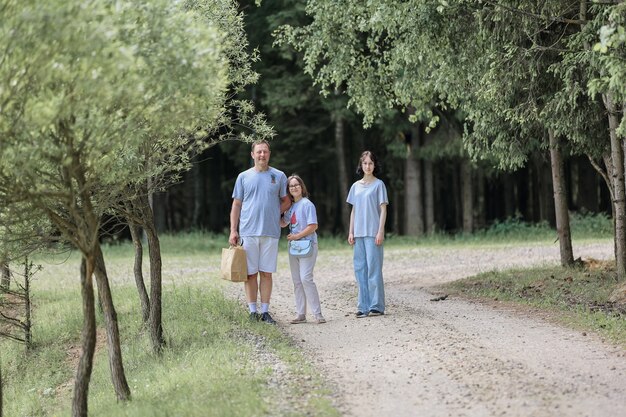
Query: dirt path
260 241 626 417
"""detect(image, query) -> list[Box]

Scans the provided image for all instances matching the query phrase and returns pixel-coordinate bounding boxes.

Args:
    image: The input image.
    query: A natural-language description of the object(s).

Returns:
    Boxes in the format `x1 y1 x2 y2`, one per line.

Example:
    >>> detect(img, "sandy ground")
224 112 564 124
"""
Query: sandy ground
231 241 626 417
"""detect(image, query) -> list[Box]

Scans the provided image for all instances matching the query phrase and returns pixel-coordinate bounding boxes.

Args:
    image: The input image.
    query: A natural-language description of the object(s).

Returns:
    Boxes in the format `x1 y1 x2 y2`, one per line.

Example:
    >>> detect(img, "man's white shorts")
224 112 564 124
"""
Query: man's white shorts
241 236 279 275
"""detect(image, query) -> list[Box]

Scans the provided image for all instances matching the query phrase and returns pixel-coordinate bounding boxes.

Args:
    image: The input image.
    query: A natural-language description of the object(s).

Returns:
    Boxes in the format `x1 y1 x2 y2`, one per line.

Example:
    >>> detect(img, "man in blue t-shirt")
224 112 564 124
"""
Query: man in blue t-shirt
229 140 291 324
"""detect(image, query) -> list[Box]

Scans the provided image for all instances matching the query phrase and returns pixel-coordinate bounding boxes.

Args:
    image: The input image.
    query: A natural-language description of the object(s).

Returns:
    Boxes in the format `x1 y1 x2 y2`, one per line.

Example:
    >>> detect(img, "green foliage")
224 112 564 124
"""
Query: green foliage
279 0 622 168
0 0 227 181
183 0 275 143
470 211 613 242
589 2 626 136
0 0 227 248
0 0 274 259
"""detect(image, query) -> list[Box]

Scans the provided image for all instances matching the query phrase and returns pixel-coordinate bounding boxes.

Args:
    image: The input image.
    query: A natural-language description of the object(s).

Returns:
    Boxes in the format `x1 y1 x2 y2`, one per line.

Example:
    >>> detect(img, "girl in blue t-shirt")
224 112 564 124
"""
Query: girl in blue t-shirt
280 174 326 324
347 151 389 318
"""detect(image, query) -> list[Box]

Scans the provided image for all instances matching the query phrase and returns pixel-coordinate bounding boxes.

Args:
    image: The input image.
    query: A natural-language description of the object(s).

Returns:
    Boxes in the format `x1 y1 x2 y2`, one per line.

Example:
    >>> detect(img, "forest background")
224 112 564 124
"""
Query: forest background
156 0 613 239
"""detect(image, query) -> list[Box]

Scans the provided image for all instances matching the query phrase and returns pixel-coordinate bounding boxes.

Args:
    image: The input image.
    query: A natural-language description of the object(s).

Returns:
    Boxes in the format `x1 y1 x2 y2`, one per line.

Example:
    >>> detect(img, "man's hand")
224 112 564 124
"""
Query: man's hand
229 231 239 246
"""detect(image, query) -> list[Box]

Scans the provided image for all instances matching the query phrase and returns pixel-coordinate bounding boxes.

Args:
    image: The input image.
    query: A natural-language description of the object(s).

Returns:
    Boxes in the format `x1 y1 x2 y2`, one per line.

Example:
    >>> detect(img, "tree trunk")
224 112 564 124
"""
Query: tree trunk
535 155 555 225
548 130 574 266
503 175 516 219
0 362 3 417
526 164 536 221
93 245 131 401
452 162 462 230
191 156 204 229
392 188 401 235
605 93 626 280
128 223 150 324
424 160 435 234
576 157 600 212
334 112 350 233
0 262 9 290
144 221 165 353
461 157 473 233
138 195 165 353
474 168 486 230
23 261 32 349
72 256 97 417
405 124 424 236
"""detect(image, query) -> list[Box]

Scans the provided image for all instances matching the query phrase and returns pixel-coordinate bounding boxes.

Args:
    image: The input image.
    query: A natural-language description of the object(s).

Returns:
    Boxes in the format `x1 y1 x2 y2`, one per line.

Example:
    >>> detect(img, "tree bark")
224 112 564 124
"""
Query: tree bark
424 160 435 234
548 130 574 266
23 260 31 349
93 245 131 401
535 155 556 225
605 93 626 280
452 162 462 230
191 156 204 229
405 123 424 236
119 189 165 354
526 164 536 221
138 195 165 353
0 362 3 417
474 168 486 230
0 262 9 290
72 256 97 417
128 223 150 324
576 157 599 212
503 175 516 219
334 112 350 234
461 157 473 233
144 220 165 353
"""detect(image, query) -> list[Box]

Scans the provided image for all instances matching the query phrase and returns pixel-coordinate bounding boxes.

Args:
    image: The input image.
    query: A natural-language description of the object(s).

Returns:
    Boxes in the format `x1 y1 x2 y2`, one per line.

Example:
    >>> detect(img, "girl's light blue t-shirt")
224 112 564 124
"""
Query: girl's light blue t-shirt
285 197 318 243
346 179 389 238
232 167 288 238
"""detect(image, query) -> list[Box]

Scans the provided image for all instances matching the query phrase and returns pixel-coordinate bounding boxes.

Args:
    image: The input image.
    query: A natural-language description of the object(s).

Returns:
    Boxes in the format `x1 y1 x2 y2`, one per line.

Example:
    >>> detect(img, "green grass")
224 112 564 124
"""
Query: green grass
383 211 614 247
1 248 339 417
441 261 626 346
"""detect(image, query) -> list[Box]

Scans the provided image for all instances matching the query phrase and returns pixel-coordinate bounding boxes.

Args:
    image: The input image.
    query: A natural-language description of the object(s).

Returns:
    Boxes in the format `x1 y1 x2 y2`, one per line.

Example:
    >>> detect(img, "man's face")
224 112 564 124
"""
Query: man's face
251 143 270 168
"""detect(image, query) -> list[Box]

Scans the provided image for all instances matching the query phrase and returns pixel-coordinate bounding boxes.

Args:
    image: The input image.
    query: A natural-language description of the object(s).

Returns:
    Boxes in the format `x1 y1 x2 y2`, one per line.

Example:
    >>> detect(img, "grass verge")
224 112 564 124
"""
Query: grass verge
440 259 626 347
0 249 339 417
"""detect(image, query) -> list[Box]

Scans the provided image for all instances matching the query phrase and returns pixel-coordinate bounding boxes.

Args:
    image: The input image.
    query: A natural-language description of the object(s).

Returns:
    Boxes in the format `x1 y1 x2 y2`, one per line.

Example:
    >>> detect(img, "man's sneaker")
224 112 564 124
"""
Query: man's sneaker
369 309 384 316
355 311 368 318
260 312 277 325
249 312 260 321
315 315 326 324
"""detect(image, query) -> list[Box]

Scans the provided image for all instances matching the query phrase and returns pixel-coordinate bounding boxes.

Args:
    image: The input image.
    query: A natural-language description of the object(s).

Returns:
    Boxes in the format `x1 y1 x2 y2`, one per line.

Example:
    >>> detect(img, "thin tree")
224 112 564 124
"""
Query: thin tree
549 130 574 266
0 363 3 417
72 256 96 417
0 262 9 291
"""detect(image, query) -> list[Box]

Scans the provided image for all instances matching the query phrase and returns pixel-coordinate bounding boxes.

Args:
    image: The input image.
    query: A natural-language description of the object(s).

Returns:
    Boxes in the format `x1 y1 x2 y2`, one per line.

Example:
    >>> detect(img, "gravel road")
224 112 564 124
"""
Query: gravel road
254 241 626 417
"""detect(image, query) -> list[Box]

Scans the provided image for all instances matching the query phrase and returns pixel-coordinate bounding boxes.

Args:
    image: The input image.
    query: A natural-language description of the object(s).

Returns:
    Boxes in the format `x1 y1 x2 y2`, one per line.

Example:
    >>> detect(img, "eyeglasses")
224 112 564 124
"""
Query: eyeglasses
288 184 301 189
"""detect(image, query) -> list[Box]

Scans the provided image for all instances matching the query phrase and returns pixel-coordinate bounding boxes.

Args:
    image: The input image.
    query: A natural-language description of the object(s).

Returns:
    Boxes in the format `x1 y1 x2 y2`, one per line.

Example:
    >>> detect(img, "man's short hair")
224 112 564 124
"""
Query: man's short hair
251 139 271 152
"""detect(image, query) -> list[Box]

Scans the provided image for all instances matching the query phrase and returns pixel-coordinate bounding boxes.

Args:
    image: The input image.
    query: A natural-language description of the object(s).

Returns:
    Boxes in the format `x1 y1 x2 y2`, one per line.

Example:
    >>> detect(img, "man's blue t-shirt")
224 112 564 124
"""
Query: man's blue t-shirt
232 167 288 238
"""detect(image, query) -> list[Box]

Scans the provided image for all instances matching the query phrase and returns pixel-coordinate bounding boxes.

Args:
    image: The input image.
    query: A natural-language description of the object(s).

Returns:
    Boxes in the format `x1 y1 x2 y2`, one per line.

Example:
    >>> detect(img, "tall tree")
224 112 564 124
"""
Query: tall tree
0 0 241 412
279 0 623 263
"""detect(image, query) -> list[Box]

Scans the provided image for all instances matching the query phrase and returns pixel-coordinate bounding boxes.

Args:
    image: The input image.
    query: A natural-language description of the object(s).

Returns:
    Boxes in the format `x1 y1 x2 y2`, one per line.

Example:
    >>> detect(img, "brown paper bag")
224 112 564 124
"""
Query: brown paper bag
220 245 248 282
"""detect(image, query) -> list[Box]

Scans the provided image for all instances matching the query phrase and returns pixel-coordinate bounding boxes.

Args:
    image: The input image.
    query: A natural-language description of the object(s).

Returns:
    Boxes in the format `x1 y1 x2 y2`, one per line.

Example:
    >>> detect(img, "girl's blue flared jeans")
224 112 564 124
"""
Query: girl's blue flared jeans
353 237 385 313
